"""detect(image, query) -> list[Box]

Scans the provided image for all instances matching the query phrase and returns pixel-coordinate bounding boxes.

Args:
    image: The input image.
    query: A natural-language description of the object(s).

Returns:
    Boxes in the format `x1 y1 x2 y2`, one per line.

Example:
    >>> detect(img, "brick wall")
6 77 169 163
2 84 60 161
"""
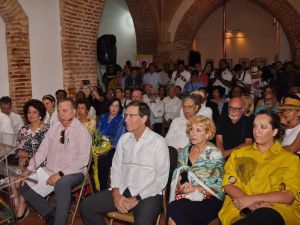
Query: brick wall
169 0 300 65
0 0 31 114
59 0 104 98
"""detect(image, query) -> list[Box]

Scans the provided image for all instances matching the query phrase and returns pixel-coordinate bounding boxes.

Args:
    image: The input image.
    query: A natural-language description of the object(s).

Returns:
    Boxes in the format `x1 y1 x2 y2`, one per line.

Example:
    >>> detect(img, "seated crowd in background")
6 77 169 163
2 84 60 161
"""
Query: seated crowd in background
0 58 300 225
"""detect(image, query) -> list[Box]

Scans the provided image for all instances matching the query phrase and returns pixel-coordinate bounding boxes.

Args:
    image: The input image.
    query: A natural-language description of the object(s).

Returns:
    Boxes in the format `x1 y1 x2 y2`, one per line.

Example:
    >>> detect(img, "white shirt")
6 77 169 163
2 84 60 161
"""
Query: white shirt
211 68 233 95
0 112 14 134
110 127 170 199
281 124 300 154
44 110 58 127
163 96 182 120
197 104 213 119
165 116 189 149
171 70 191 91
146 99 164 124
9 112 24 134
88 106 96 120
143 72 161 90
143 94 150 104
159 71 170 86
236 71 252 85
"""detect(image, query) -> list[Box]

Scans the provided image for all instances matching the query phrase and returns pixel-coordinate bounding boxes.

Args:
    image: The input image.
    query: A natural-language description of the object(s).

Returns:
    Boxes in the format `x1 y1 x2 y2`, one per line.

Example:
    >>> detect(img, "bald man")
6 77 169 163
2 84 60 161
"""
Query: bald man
216 97 253 157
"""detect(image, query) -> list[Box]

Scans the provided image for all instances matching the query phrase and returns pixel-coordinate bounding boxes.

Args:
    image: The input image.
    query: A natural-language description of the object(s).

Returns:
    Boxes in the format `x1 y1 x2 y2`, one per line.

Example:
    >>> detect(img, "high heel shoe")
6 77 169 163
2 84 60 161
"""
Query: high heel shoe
16 208 29 222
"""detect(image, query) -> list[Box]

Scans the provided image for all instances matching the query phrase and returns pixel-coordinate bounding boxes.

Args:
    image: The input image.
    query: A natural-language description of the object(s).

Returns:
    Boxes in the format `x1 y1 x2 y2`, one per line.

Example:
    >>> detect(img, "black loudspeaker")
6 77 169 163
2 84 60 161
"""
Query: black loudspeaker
97 35 117 65
189 50 201 67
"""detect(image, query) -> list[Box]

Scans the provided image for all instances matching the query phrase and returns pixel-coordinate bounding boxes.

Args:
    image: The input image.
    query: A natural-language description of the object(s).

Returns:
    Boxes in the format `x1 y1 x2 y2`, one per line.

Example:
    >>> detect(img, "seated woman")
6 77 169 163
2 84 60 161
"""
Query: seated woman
11 99 49 220
97 98 125 190
219 110 300 225
76 98 96 134
279 94 300 154
42 94 58 127
167 115 224 225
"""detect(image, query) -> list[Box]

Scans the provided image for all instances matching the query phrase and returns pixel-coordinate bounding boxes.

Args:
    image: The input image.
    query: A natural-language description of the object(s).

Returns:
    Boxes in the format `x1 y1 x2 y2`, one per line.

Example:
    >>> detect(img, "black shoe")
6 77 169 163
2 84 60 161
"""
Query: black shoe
16 208 29 222
45 210 55 225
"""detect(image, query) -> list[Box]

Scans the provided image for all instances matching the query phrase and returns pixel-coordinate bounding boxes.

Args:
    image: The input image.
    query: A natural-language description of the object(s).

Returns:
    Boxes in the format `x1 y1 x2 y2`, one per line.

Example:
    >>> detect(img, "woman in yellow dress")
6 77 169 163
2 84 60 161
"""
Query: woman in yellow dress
219 109 300 225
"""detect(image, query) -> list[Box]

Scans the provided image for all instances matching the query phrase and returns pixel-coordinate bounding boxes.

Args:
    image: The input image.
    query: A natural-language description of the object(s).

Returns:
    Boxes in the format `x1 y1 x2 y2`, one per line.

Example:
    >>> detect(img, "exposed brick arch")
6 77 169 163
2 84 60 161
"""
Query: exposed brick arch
59 0 159 97
125 0 159 54
0 0 32 113
171 0 300 64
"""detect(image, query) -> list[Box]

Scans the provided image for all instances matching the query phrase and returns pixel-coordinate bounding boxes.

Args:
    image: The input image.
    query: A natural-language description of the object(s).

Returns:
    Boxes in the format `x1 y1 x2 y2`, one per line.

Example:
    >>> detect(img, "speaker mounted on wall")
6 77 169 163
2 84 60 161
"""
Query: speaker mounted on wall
97 34 117 65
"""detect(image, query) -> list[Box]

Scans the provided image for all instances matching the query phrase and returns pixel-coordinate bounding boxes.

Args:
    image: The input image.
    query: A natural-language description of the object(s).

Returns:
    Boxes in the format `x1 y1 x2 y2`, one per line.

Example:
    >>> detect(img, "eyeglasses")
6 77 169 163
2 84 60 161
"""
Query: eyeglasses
282 109 297 114
124 113 139 119
228 106 243 112
60 130 65 144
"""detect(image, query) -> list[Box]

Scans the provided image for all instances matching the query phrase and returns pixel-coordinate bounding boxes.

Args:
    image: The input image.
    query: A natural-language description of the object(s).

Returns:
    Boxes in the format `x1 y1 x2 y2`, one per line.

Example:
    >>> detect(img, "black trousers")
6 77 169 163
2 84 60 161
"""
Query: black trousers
80 190 163 225
97 148 116 191
232 207 285 225
167 197 222 225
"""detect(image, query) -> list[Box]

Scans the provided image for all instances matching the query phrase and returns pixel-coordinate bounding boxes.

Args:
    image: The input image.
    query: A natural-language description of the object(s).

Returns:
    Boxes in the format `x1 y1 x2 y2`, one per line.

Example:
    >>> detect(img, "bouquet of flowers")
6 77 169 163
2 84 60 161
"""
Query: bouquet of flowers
91 130 112 191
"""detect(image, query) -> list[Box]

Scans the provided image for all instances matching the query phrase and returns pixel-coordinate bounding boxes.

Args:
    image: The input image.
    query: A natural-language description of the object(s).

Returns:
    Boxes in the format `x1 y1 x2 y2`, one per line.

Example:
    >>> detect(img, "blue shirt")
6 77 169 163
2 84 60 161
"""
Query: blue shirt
97 113 126 148
183 81 205 96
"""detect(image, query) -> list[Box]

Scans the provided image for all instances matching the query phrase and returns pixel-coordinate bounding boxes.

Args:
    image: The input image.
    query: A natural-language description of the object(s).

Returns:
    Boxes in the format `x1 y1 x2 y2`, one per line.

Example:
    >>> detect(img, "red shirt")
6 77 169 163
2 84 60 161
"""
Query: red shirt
198 72 208 87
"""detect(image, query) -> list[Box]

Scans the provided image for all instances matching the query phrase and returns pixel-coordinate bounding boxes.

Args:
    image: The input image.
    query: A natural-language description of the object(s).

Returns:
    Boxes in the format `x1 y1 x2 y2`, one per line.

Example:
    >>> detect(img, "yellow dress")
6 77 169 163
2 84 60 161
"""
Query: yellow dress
83 117 96 135
219 141 300 225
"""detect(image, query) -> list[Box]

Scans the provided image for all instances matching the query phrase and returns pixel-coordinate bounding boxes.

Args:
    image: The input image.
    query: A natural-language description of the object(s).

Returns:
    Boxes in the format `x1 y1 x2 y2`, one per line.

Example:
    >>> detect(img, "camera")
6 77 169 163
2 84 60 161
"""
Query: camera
82 80 90 85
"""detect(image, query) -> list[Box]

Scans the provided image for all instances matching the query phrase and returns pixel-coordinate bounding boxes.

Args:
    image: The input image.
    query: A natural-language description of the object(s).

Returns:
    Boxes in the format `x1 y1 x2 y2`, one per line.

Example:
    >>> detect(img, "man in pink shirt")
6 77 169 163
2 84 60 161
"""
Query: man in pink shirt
19 99 91 225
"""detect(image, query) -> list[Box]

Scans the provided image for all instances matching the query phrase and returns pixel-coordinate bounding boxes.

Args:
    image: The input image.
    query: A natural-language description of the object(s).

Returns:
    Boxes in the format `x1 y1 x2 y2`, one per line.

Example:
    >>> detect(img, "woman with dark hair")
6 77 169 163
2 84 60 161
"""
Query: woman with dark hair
11 99 50 220
219 110 300 225
42 94 58 127
96 98 126 190
209 85 227 115
76 98 96 134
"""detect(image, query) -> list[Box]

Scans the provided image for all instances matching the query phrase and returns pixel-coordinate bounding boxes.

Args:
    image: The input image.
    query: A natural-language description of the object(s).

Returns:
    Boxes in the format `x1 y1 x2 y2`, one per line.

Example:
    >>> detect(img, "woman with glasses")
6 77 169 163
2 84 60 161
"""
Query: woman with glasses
11 99 49 220
96 98 125 190
42 94 58 127
219 110 300 225
279 95 300 154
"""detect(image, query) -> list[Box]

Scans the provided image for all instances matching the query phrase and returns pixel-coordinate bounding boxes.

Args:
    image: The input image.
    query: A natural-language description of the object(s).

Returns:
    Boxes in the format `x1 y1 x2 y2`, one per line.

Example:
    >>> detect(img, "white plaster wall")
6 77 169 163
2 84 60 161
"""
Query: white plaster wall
19 0 63 99
194 0 291 66
0 18 9 97
98 0 137 66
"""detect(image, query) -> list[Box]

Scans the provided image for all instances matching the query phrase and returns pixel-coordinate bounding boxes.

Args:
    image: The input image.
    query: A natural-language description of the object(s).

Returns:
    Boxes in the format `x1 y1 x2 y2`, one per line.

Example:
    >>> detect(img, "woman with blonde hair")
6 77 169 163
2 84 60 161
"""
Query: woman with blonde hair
167 115 224 225
241 96 254 118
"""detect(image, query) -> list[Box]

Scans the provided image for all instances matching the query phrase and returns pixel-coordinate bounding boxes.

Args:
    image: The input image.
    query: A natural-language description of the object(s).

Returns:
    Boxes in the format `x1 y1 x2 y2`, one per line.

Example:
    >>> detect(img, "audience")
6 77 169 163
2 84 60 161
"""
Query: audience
219 110 300 225
2 58 300 225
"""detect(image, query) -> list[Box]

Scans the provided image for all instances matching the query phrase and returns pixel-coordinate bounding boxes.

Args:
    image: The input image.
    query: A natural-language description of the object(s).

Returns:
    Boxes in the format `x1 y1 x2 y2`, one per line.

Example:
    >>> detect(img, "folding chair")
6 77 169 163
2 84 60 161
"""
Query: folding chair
69 153 93 225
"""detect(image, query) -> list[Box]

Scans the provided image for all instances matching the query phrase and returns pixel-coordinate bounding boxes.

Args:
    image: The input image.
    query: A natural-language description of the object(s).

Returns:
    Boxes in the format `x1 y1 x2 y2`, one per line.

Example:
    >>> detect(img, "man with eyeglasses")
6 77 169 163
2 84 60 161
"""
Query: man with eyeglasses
18 98 91 225
216 97 253 158
80 101 169 225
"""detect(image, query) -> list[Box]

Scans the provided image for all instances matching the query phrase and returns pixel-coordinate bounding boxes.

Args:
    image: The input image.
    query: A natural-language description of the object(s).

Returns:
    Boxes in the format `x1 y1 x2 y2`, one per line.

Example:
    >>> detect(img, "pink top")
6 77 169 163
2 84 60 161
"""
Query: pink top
198 72 208 87
27 118 91 176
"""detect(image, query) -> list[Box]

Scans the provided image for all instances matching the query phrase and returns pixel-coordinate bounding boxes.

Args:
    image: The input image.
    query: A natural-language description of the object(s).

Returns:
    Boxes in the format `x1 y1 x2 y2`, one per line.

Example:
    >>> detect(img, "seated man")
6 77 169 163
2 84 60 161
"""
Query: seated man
216 97 253 158
0 96 24 134
18 98 91 225
80 101 170 225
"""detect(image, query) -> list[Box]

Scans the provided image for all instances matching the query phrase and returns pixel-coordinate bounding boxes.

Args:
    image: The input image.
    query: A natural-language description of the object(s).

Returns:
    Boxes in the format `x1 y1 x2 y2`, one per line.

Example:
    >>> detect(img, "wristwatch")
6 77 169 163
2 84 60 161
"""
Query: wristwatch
58 171 64 177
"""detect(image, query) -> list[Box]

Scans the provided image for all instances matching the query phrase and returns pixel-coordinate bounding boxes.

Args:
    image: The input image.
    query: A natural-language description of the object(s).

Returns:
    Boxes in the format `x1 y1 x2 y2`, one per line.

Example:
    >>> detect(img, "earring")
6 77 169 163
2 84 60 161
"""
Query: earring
39 116 42 119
